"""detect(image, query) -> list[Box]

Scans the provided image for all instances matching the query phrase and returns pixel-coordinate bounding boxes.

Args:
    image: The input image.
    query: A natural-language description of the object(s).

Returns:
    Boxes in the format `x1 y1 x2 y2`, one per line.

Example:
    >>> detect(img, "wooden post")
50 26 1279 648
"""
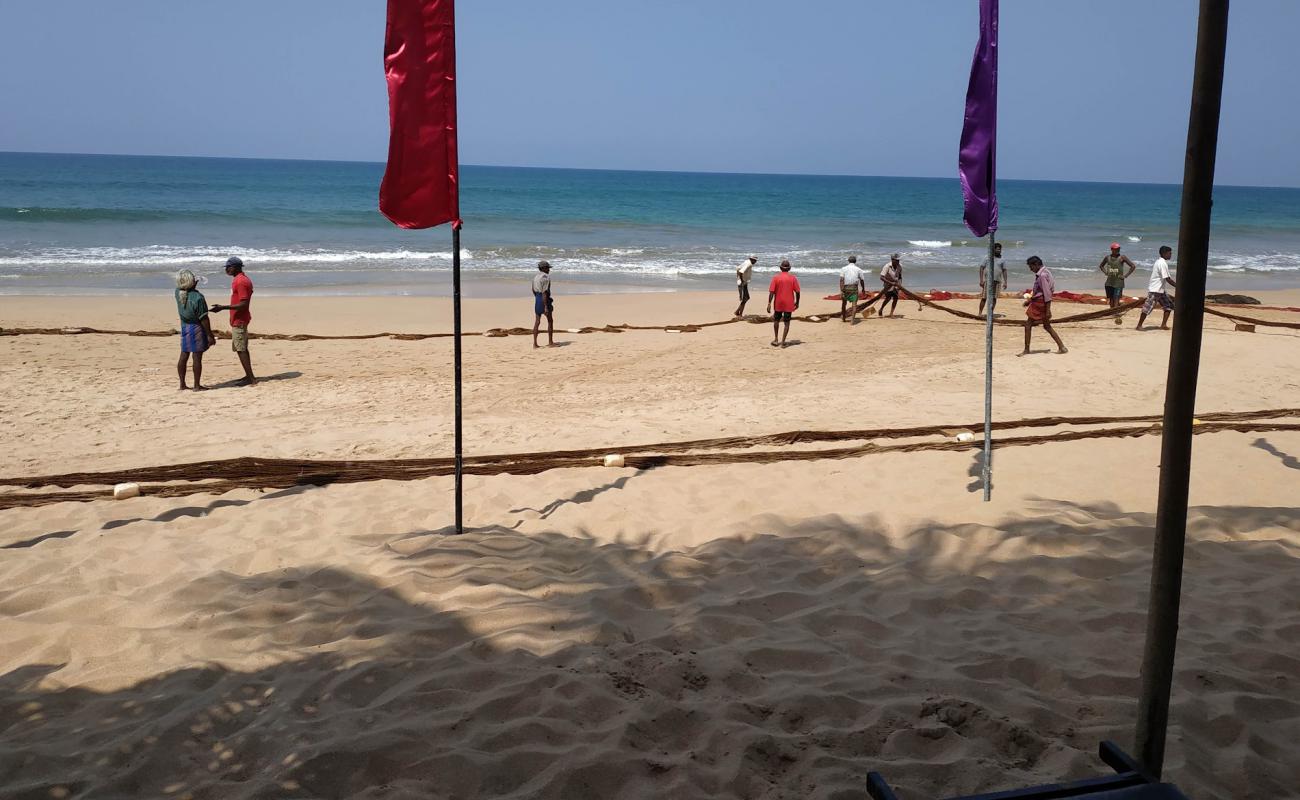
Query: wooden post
1134 0 1230 778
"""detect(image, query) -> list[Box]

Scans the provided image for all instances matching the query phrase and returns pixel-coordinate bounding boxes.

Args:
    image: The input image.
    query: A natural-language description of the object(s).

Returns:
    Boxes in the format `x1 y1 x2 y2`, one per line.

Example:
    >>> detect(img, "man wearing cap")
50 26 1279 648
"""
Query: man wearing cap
875 253 904 317
735 256 757 318
1097 243 1137 309
532 260 554 349
766 259 800 348
209 256 256 385
839 255 865 322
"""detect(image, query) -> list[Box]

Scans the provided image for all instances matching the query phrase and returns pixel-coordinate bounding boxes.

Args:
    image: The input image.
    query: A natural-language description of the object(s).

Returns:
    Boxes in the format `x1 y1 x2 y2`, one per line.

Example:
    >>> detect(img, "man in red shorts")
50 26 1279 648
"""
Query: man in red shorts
210 256 257 385
1021 255 1067 355
767 259 801 348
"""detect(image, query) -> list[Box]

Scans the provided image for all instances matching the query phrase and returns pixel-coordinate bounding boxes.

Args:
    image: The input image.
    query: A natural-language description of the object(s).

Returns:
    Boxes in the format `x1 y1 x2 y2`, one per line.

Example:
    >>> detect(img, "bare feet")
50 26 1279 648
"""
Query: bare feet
179 383 189 391
1057 347 1069 354
193 384 208 391
770 340 779 347
1018 350 1030 357
237 376 257 386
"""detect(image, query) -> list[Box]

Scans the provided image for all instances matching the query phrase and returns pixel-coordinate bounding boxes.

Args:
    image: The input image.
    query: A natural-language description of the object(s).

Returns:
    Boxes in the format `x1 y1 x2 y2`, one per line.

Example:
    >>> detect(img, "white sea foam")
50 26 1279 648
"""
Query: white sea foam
3 242 1298 289
1207 252 1300 273
0 246 470 269
909 240 952 248
1127 236 1142 242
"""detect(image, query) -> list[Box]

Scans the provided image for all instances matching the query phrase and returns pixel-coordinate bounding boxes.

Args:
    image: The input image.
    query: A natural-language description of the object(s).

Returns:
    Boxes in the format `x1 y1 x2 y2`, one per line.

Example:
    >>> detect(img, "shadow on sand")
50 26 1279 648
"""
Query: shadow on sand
209 371 304 389
1 502 1296 798
1252 437 1300 471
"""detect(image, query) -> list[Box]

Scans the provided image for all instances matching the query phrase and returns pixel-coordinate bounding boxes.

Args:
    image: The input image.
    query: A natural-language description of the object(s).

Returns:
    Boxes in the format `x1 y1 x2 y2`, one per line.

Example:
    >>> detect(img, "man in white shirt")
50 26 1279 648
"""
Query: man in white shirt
735 256 757 317
875 253 903 317
1137 246 1177 330
532 260 554 348
978 242 1009 317
839 256 865 322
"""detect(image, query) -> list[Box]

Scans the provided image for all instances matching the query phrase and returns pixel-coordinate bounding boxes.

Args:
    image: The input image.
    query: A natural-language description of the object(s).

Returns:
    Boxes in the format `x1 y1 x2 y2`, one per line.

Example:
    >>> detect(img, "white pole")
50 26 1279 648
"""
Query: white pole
982 233 996 501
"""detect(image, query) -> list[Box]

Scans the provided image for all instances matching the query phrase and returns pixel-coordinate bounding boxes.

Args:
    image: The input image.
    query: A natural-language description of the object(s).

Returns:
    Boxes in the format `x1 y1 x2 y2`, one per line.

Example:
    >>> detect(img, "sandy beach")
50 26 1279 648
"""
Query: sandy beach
2 289 1298 799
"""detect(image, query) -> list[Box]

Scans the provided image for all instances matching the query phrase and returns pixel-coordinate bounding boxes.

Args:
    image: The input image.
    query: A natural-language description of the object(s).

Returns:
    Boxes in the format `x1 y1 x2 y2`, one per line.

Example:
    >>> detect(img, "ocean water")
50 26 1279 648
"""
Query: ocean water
3 151 1300 297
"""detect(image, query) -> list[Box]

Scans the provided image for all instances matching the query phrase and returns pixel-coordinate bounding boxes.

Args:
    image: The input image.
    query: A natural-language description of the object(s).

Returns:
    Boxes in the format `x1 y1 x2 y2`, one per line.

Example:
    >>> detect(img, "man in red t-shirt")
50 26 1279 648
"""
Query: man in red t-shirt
766 259 801 348
209 256 257 385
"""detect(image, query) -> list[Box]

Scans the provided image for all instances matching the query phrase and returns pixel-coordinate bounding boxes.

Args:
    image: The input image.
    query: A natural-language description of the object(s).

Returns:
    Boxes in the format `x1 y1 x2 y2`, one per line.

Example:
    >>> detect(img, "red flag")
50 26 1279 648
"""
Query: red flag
380 0 461 230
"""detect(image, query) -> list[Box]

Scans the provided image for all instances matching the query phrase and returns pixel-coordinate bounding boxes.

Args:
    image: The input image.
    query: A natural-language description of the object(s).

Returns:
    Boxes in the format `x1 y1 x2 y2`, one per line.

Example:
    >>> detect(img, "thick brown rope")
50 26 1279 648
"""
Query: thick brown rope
3 411 1298 510
0 317 816 340
894 286 1144 326
10 286 1285 342
6 407 1296 490
1203 306 1300 330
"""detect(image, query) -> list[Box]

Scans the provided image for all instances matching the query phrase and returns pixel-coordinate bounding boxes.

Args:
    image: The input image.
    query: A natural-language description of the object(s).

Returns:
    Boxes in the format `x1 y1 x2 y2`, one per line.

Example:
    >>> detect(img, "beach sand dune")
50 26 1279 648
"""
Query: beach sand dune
1 292 1298 799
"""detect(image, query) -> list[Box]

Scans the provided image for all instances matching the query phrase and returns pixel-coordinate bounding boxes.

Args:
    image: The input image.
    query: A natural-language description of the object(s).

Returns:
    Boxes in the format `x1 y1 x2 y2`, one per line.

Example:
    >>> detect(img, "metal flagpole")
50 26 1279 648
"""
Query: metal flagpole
982 232 996 501
452 224 464 534
1134 0 1229 778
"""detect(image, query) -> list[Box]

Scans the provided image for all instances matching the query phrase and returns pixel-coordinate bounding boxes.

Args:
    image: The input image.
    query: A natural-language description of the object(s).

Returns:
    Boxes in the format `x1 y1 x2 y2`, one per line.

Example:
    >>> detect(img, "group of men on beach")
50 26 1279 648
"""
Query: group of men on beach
1099 242 1179 330
173 256 257 390
987 241 1179 354
737 241 1178 353
164 243 1177 385
528 241 1178 353
734 253 904 347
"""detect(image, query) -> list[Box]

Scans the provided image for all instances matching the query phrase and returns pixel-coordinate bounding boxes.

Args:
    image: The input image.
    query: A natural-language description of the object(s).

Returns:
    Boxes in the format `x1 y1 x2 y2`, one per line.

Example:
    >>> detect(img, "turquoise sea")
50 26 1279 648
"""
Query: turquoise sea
3 151 1300 296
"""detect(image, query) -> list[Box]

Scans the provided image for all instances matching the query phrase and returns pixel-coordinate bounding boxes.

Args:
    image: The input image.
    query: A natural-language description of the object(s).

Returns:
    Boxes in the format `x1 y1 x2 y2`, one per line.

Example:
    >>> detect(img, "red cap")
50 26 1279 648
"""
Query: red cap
1110 242 1121 249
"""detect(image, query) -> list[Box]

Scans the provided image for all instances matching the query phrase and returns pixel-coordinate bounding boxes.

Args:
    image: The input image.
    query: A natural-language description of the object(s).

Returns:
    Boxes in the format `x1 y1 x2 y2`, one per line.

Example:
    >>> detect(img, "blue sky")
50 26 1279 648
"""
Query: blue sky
2 0 1297 186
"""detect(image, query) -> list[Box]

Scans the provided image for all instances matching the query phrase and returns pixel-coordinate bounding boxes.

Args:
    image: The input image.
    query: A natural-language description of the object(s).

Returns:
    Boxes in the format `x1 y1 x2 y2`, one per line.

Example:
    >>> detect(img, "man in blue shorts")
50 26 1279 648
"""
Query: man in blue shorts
532 260 554 348
1098 242 1137 308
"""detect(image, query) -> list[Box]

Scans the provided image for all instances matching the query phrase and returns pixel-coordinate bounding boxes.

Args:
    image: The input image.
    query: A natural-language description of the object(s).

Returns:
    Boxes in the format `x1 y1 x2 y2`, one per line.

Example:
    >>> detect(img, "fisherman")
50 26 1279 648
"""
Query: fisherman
876 253 903 317
174 269 216 391
1022 256 1068 355
1136 246 1178 330
735 255 757 317
979 242 1009 316
767 259 801 348
839 255 865 322
208 256 256 385
532 260 555 348
1098 242 1138 309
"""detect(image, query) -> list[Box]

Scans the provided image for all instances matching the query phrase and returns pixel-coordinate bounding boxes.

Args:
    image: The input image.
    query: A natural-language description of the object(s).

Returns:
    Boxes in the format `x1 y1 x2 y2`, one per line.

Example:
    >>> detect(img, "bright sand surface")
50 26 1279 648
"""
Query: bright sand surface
1 289 1298 799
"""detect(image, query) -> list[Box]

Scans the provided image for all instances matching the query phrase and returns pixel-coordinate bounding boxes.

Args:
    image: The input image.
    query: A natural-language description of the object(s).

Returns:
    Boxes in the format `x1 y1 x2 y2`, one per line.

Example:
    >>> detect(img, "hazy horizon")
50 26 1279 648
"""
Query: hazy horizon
7 149 1300 192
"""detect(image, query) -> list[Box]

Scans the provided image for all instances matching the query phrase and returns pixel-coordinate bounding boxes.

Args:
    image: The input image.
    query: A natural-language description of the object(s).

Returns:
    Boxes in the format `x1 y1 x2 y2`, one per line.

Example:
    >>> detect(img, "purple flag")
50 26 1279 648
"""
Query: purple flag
959 0 998 237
